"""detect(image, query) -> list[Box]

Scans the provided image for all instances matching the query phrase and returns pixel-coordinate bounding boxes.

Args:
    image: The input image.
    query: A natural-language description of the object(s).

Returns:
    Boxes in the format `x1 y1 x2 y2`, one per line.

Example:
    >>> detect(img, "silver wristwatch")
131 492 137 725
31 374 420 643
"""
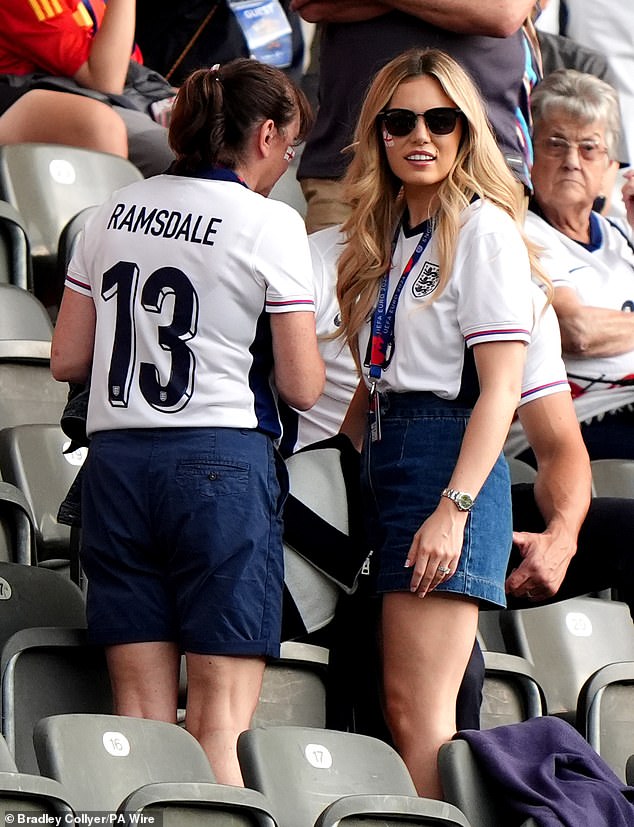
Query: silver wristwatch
441 488 475 512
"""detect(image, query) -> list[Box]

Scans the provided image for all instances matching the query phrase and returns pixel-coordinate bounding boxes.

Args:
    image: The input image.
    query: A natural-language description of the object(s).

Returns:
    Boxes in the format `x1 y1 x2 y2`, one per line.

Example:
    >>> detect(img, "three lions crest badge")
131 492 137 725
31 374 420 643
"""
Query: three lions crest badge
411 261 439 299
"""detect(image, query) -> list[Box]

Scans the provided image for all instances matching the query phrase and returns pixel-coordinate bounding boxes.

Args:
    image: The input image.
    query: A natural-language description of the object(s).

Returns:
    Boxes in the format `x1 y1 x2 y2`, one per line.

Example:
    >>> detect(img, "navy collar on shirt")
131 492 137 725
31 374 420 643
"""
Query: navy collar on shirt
528 197 602 252
167 163 250 188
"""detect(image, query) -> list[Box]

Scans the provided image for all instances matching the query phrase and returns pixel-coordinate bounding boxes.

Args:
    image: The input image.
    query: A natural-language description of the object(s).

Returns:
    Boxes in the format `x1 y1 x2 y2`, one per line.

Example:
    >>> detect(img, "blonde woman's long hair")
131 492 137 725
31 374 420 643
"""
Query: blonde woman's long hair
337 48 549 367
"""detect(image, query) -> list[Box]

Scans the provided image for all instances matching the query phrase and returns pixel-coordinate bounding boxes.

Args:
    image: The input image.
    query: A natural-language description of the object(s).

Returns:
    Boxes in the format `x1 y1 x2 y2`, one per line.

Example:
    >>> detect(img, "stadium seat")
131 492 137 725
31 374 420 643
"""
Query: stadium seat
35 713 278 825
119 783 279 826
0 424 86 567
0 560 86 640
590 459 634 498
480 650 546 729
577 660 634 782
477 610 506 653
252 641 329 729
0 730 74 819
0 481 36 564
0 143 142 306
500 596 634 721
0 284 67 430
439 738 539 827
238 725 471 827
57 205 98 285
1 627 111 772
0 200 32 290
34 713 214 810
507 457 538 485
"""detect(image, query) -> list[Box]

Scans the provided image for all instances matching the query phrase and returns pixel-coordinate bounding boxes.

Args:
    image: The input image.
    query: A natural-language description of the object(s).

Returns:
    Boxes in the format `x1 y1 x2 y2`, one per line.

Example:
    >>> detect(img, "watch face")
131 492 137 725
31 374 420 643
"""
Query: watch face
457 493 473 511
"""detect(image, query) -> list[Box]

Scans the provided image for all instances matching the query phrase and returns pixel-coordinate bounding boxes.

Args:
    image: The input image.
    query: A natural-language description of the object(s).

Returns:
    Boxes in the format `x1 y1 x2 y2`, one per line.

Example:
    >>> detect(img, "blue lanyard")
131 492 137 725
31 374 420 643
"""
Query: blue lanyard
367 219 433 382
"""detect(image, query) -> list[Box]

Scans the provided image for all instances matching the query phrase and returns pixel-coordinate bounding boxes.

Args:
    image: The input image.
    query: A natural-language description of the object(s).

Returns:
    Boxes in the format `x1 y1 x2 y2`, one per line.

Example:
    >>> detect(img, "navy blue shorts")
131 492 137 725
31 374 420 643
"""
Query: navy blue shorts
80 428 286 657
362 392 512 607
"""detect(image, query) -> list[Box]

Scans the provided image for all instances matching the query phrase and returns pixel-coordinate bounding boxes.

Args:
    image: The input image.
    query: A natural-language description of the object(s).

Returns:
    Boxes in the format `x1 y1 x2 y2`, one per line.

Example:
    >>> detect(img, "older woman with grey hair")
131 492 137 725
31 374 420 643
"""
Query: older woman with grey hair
523 68 634 461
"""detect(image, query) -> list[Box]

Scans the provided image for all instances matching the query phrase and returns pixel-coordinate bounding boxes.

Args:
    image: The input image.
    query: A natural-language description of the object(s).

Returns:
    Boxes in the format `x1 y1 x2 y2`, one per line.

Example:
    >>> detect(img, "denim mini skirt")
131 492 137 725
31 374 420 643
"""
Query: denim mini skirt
362 391 512 607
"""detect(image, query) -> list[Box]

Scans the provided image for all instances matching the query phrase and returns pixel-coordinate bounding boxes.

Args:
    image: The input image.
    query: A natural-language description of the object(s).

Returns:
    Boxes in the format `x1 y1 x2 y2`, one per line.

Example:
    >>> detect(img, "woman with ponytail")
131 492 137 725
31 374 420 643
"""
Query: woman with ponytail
51 58 323 785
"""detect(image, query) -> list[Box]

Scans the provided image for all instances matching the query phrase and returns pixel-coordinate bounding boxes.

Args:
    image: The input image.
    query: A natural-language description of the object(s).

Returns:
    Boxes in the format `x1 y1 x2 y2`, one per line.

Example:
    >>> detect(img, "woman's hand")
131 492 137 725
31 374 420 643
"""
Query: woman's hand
405 497 467 597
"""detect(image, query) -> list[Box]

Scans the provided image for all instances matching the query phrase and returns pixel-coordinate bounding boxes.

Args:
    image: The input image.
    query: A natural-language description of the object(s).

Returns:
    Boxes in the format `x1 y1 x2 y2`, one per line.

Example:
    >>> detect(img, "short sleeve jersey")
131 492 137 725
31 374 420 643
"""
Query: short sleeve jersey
504 284 569 457
281 223 566 456
525 209 634 420
0 0 142 77
358 200 533 400
65 172 315 437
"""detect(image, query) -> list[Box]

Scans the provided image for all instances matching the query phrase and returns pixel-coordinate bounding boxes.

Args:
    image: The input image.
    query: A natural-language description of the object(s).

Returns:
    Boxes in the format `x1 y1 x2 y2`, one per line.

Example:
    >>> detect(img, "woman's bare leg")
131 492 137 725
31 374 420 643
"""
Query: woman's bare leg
185 653 266 786
106 640 180 723
382 591 478 799
0 89 128 157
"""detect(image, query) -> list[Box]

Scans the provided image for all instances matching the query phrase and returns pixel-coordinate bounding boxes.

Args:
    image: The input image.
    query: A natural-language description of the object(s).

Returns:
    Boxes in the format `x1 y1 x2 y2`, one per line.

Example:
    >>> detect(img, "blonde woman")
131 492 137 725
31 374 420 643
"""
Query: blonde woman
338 48 542 798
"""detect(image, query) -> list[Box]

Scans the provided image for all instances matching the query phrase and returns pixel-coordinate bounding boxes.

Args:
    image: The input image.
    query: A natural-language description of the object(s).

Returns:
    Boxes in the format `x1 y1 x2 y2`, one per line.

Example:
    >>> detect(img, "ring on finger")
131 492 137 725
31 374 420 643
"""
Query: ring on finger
438 565 451 575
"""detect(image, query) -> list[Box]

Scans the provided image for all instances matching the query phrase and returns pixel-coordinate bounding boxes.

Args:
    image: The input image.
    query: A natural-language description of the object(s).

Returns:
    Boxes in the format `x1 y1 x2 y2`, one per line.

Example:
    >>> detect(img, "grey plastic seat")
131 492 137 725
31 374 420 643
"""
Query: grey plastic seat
480 650 546 729
57 205 98 283
0 200 32 290
0 730 74 819
0 560 86 640
35 713 277 825
439 739 539 827
590 459 634 498
0 284 67 431
0 481 36 564
1 627 111 772
577 660 634 782
238 725 471 827
0 424 87 565
0 143 142 305
500 596 634 721
34 713 214 810
252 641 329 729
507 457 538 485
477 609 506 653
119 783 278 827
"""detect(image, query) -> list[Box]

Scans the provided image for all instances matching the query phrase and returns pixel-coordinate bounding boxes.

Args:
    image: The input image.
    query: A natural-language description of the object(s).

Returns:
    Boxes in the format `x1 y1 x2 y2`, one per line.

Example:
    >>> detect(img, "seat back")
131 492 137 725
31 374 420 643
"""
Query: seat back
238 725 417 827
0 424 87 562
577 661 634 782
0 143 142 263
252 641 329 729
0 201 32 290
34 713 215 812
500 597 634 719
0 561 86 643
0 481 36 564
1 628 112 772
57 205 99 282
120 782 279 827
0 285 67 430
507 457 538 485
438 739 539 827
480 651 546 729
0 144 142 305
591 459 634 498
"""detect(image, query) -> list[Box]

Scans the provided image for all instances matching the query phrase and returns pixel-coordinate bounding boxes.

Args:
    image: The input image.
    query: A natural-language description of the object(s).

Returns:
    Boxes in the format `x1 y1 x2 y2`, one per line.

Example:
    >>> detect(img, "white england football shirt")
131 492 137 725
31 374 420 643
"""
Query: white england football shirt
358 200 533 398
525 209 634 423
65 173 315 436
285 216 564 455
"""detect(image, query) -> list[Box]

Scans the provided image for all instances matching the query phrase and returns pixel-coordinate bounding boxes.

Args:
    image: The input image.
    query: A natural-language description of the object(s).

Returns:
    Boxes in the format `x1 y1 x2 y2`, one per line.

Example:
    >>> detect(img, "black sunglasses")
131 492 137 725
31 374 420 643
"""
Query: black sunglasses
378 107 463 137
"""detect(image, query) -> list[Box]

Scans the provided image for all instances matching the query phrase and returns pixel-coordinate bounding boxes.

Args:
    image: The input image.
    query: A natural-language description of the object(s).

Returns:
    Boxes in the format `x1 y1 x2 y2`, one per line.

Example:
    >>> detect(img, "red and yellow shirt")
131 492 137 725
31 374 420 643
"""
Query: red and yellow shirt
0 0 142 77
